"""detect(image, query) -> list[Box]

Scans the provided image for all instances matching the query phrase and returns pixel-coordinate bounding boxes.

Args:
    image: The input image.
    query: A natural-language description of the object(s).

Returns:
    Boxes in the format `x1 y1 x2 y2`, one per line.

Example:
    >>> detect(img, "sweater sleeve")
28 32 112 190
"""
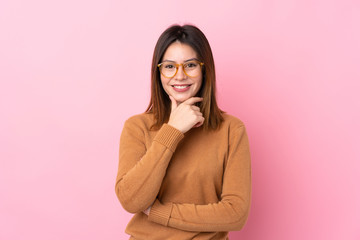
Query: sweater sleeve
115 118 184 214
148 125 251 232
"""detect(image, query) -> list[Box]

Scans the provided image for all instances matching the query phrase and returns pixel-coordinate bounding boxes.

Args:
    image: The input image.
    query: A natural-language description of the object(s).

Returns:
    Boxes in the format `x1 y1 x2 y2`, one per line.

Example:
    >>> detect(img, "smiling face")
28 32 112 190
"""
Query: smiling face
160 41 203 104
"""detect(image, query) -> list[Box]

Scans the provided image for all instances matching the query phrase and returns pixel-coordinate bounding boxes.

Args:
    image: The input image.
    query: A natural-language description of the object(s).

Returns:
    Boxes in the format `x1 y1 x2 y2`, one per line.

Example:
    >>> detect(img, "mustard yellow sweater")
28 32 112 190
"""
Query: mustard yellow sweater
115 113 251 240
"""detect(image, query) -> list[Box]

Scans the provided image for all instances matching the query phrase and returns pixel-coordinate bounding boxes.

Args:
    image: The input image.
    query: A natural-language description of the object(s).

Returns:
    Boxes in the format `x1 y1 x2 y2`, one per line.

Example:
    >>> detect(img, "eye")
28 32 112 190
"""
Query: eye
164 63 175 69
185 62 198 69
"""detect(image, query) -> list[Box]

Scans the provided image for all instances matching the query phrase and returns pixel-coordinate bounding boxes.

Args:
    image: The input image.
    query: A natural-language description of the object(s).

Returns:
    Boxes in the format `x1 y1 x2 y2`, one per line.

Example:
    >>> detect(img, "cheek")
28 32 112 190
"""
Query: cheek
195 75 203 89
160 77 170 92
193 75 203 96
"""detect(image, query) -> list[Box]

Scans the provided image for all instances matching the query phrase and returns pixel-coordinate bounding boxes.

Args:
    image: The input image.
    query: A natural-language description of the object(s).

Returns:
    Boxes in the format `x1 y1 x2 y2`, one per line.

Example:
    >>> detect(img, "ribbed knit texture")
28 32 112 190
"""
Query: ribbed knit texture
153 124 184 152
115 113 251 240
148 199 173 226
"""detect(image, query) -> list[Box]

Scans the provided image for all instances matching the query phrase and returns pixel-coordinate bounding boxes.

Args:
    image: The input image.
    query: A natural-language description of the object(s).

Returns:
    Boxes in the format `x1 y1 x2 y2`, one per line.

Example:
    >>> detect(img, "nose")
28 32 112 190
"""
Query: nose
174 65 186 80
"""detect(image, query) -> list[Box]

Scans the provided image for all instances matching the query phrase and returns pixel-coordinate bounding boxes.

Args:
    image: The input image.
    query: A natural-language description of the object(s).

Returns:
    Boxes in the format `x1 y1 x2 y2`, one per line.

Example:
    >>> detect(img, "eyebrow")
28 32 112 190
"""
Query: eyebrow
161 58 199 63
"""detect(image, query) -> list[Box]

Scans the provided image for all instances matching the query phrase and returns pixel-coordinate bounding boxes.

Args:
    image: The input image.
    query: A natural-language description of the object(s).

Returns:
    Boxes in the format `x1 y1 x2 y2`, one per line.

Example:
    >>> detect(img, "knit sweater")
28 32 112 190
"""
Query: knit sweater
115 112 251 240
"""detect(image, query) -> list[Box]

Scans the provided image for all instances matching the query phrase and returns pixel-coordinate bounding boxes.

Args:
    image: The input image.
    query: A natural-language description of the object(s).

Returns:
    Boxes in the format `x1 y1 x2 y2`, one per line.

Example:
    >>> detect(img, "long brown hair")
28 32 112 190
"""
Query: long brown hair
146 24 223 130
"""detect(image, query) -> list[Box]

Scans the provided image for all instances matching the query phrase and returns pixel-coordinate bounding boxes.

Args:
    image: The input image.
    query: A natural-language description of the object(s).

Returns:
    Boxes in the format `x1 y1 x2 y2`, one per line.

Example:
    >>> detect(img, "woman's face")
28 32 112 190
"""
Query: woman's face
160 42 203 104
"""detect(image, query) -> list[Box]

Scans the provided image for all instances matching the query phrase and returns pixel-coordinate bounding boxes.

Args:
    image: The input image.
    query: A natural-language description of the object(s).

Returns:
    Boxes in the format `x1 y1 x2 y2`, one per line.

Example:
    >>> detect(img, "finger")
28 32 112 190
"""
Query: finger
193 110 203 116
191 105 201 112
194 117 205 128
183 97 203 106
169 95 178 112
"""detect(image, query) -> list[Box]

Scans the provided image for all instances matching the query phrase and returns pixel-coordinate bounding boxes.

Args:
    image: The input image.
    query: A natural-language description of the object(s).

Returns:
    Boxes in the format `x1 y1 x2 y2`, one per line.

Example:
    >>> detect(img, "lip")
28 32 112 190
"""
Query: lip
171 84 192 92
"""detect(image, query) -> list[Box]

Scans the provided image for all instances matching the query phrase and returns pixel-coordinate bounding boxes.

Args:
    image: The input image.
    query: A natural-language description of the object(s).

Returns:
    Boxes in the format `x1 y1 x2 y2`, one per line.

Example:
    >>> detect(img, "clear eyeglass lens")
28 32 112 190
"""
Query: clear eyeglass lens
160 61 201 78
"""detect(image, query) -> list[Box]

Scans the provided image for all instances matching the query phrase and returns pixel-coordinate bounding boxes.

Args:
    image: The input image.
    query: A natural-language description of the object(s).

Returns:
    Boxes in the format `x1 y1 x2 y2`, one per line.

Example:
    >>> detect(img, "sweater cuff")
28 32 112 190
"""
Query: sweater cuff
148 199 173 226
153 124 184 152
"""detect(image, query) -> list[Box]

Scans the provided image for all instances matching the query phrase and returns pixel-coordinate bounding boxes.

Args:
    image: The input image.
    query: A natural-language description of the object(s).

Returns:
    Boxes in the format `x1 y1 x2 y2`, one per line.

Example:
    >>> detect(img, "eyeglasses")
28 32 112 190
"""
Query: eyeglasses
158 60 204 78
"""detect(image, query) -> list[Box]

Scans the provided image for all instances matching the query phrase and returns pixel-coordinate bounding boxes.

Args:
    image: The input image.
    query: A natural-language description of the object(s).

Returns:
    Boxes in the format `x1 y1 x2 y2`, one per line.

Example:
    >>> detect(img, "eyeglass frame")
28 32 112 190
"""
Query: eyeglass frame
157 59 204 78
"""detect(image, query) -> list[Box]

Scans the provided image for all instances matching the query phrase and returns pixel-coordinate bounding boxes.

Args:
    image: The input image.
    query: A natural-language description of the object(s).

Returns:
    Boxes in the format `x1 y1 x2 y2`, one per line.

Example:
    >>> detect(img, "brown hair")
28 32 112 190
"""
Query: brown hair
146 24 223 130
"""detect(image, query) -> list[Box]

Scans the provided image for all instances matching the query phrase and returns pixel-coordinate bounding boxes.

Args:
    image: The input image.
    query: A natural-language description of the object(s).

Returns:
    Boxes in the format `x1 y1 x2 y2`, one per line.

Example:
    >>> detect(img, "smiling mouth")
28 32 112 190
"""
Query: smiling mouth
172 84 191 89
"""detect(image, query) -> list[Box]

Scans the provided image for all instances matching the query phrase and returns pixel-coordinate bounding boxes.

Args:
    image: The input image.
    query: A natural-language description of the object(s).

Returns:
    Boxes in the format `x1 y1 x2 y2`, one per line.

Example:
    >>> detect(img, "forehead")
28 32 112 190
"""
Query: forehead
162 42 198 61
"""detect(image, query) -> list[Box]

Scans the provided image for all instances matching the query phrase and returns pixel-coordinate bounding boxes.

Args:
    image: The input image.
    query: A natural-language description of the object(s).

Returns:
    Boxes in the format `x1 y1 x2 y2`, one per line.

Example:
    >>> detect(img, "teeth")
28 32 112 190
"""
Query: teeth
173 85 189 89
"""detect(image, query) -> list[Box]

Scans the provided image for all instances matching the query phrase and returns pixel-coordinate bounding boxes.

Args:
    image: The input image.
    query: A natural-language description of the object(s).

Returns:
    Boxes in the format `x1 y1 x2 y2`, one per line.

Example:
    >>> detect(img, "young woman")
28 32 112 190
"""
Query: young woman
115 24 251 240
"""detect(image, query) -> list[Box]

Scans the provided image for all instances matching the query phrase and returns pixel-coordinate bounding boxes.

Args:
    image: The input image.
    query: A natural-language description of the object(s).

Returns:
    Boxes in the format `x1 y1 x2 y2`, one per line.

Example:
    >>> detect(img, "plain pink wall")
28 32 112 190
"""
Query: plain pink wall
1 0 359 239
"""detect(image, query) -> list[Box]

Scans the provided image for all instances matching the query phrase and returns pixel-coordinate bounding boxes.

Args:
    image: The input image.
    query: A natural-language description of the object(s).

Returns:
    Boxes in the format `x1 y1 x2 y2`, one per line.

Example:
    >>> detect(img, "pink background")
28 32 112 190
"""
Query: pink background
1 0 359 239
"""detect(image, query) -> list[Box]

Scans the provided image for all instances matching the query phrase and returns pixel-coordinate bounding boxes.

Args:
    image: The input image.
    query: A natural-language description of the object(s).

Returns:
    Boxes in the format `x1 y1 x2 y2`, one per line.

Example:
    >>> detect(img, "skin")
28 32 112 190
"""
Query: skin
160 41 205 134
160 42 203 104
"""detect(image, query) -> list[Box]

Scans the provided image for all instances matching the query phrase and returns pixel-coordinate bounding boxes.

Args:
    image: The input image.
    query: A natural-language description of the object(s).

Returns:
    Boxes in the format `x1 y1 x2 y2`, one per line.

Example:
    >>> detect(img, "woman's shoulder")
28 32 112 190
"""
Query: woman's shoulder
124 112 155 129
126 112 153 122
221 113 247 129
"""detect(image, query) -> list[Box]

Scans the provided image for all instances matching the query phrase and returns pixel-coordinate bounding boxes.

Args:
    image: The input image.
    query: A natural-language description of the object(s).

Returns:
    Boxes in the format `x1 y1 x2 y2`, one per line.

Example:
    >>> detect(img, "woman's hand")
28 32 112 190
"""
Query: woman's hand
168 95 204 134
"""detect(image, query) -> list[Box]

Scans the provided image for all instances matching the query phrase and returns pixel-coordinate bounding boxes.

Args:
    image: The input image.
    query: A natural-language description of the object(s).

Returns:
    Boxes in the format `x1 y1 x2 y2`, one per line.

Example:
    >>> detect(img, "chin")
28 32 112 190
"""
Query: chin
173 95 192 103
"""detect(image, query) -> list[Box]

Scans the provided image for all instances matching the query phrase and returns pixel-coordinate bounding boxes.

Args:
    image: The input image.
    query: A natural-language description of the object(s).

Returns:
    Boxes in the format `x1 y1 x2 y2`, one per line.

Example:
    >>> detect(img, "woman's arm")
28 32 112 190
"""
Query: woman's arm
116 97 204 214
148 125 251 232
115 118 184 213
